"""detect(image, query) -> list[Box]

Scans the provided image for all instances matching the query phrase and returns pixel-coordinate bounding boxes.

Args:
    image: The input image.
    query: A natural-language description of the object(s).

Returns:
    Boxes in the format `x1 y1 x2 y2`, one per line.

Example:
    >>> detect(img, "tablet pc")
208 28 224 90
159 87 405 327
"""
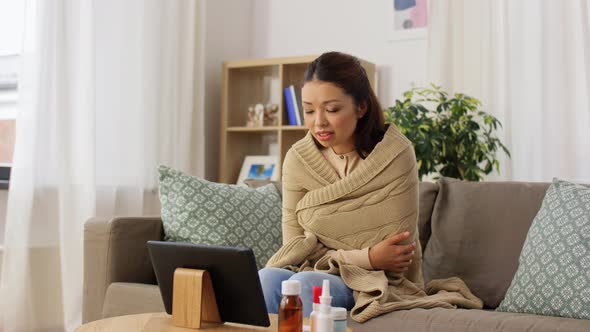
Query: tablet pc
147 241 270 327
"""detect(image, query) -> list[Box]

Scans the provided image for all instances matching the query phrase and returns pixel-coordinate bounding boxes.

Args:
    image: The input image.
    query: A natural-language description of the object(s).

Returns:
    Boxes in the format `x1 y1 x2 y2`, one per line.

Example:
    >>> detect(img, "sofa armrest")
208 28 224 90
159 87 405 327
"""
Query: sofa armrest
82 216 163 323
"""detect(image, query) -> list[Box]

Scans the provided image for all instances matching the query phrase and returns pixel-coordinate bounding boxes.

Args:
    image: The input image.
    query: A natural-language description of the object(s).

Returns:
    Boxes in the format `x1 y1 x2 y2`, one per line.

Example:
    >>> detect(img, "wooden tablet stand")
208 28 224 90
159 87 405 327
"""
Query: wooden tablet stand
172 268 222 329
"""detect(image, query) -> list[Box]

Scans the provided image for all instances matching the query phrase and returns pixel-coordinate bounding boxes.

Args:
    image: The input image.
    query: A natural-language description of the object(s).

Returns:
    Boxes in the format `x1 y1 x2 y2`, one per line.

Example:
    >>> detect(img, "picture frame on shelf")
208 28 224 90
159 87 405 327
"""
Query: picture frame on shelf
386 0 428 41
236 155 279 186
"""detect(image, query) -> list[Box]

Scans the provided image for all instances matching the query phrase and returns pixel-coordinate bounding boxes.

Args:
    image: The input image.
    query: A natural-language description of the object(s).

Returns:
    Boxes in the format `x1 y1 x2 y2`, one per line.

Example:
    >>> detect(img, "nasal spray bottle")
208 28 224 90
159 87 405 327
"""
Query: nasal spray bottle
315 279 333 332
309 286 322 332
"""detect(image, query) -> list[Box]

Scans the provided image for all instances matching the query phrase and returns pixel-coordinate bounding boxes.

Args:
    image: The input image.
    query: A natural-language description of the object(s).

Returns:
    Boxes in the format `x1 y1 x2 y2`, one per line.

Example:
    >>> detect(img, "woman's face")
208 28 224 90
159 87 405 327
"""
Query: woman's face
301 80 366 154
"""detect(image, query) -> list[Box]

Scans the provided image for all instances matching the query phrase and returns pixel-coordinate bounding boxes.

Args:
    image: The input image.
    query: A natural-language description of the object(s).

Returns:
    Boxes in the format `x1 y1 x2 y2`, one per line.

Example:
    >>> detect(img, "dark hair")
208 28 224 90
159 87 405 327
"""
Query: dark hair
304 51 385 158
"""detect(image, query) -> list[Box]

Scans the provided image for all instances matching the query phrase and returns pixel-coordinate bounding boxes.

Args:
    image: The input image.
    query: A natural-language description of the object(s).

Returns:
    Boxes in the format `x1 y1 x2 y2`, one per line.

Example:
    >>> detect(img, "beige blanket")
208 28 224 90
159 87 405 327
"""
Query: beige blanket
267 126 483 322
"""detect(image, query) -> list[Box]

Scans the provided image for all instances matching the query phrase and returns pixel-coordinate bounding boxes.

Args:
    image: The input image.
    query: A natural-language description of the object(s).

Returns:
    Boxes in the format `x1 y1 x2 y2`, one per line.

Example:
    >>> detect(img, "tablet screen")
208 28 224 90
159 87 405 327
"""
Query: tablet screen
147 240 270 327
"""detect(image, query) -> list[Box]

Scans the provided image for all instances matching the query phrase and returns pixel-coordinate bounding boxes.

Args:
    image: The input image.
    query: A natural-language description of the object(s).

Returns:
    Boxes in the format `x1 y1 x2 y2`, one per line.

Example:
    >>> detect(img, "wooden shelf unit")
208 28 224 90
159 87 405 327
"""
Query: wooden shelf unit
218 55 375 183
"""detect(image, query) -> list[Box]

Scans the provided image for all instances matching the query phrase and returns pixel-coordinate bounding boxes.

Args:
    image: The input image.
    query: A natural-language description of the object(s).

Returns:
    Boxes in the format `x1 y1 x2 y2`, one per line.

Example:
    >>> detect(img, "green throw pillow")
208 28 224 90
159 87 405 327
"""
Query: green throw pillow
158 165 282 268
496 179 590 319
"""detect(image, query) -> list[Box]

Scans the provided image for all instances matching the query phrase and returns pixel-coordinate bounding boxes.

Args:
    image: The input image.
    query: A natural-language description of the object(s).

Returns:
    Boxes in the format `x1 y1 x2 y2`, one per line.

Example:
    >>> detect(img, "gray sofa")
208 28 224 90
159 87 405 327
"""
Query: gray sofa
82 179 590 331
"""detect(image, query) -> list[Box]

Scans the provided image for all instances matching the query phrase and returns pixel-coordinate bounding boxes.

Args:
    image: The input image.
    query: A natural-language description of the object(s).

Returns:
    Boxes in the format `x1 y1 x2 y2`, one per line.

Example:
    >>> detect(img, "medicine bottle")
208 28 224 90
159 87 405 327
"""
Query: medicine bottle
315 280 333 332
309 285 322 332
330 307 347 332
278 280 303 332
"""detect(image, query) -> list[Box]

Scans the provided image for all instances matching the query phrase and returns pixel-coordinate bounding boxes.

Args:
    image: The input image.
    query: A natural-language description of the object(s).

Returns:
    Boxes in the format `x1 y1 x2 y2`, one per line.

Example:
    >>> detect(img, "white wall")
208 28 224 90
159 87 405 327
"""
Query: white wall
203 0 253 181
250 0 428 107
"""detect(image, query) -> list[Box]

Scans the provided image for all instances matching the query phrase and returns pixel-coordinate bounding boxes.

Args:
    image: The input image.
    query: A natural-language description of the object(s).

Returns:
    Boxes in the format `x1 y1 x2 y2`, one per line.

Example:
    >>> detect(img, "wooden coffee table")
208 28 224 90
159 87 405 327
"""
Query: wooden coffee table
76 313 278 332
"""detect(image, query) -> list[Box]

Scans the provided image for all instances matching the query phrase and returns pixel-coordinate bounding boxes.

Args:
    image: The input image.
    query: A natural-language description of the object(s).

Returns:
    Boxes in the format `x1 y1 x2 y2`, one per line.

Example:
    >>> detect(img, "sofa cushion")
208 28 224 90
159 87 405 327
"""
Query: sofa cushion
422 177 550 308
417 181 438 252
102 282 164 319
346 307 590 332
158 165 282 268
497 179 590 319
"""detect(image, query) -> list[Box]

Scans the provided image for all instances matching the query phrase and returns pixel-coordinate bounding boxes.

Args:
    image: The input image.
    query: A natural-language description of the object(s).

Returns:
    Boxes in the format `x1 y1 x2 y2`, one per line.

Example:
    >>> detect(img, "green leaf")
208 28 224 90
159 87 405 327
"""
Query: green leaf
385 83 511 182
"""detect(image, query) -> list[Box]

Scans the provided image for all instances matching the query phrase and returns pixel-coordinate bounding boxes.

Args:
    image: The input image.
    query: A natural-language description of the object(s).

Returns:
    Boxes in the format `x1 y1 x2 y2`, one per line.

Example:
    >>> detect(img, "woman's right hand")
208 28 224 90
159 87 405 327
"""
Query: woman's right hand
368 231 416 273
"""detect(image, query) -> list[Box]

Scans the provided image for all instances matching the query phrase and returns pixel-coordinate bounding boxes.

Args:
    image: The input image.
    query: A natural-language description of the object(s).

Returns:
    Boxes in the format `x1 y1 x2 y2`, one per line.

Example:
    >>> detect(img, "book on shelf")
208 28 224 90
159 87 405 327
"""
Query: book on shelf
283 86 297 125
289 85 302 125
293 86 304 125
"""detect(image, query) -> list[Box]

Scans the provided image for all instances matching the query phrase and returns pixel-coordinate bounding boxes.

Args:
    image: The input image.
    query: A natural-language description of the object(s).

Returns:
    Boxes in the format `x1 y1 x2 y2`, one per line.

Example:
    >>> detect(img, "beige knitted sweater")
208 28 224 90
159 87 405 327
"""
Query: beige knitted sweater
266 125 483 322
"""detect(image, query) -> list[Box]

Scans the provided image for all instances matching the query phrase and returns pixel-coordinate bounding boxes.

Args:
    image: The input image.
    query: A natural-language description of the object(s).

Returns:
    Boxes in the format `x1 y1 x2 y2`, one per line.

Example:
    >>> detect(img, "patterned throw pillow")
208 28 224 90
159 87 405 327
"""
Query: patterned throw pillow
243 179 282 197
496 179 590 319
158 165 282 268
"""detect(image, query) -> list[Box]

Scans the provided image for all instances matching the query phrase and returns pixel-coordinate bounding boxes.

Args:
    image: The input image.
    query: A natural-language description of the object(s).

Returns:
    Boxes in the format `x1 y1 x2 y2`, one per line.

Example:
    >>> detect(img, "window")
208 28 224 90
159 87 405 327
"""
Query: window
0 165 9 189
0 55 18 168
0 1 25 188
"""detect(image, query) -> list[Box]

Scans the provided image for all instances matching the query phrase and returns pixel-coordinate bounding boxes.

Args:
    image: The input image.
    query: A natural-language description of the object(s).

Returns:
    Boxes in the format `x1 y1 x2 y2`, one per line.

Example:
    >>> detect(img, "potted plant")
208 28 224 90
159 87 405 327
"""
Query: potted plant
384 84 510 181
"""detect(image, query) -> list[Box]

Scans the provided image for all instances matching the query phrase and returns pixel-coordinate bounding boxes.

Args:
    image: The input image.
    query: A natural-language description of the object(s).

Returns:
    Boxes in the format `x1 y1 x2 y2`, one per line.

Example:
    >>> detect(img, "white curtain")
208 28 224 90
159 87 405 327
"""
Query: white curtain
0 0 205 331
428 0 590 182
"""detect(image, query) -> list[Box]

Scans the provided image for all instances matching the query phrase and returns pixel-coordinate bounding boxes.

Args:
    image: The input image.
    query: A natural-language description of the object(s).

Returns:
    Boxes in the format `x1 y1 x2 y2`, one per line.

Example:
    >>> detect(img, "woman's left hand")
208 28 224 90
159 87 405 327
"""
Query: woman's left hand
368 231 416 273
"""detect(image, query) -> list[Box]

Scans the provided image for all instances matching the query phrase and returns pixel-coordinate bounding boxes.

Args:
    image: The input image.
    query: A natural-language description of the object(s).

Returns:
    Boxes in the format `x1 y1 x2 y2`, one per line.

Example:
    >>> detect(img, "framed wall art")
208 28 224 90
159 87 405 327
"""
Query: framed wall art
386 0 428 41
236 155 279 186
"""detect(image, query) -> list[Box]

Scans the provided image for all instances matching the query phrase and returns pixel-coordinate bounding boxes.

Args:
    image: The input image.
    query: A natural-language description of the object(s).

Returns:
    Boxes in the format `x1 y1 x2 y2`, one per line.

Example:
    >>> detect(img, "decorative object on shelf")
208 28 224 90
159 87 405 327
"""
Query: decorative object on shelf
246 103 264 127
386 0 428 41
237 155 279 186
384 84 511 181
263 103 279 126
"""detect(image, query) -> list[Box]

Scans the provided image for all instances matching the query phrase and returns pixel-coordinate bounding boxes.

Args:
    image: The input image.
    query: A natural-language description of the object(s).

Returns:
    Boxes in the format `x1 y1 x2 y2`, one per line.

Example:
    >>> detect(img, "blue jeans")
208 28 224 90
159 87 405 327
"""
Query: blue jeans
258 267 355 317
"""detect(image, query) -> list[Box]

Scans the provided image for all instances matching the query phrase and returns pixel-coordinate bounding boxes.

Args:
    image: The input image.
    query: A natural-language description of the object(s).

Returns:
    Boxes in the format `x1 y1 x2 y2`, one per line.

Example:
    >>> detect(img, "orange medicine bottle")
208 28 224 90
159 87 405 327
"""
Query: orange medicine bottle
278 280 303 332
